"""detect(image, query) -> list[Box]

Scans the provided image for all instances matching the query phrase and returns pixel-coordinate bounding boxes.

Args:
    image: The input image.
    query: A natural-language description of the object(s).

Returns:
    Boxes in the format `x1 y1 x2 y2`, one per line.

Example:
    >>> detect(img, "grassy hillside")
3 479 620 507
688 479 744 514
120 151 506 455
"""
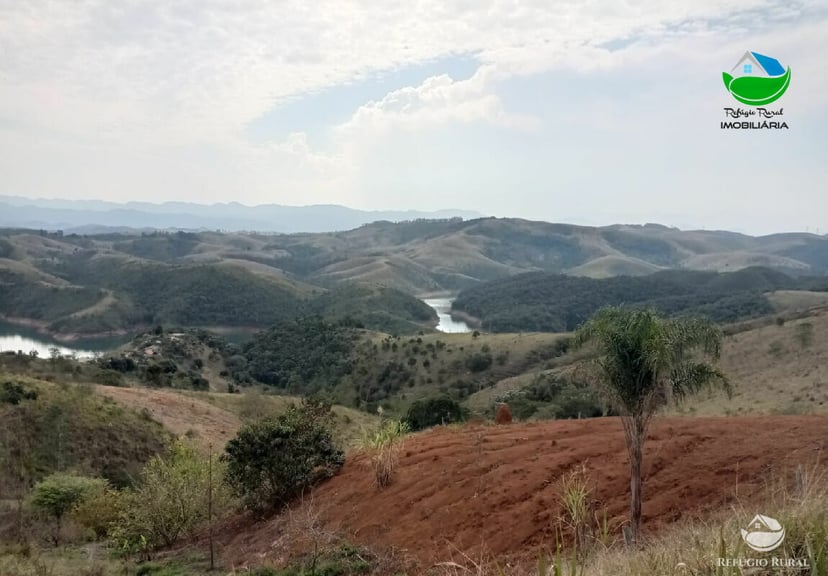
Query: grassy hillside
452 266 827 332
466 306 828 420
0 375 169 491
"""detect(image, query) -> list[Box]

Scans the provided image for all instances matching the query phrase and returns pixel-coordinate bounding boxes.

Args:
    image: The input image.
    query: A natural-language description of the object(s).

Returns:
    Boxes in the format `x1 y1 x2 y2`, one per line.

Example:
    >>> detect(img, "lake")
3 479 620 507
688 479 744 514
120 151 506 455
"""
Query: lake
0 322 128 359
422 298 472 333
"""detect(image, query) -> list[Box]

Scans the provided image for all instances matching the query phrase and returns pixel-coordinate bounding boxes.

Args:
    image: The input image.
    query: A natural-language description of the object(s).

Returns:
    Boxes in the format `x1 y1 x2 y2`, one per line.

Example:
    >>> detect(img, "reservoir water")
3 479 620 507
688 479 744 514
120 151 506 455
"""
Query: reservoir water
0 322 126 359
422 298 472 333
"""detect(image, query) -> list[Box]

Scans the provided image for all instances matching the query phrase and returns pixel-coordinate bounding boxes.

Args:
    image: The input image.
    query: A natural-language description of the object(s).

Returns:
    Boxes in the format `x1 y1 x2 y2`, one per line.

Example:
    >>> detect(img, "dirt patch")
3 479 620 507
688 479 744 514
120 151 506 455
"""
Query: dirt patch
220 415 828 569
96 385 241 449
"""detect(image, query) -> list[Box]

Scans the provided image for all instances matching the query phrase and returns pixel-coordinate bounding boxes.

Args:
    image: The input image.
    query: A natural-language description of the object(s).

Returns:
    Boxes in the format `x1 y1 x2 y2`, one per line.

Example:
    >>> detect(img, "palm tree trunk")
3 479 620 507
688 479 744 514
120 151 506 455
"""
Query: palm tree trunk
629 437 642 545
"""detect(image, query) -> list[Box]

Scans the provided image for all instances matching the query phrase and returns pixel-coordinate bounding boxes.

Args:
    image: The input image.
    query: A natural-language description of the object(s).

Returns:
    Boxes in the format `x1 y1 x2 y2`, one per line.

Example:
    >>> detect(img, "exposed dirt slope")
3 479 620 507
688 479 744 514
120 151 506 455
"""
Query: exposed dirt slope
222 416 828 568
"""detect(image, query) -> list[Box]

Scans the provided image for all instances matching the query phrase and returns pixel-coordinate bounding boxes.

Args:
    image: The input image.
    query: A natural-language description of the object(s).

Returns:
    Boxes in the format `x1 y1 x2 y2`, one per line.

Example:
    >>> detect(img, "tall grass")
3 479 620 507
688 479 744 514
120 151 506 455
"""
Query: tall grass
360 419 410 488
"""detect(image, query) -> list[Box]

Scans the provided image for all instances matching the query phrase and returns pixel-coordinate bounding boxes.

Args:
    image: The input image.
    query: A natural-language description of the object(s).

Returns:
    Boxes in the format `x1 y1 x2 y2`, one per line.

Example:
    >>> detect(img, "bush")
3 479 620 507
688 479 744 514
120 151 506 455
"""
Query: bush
109 439 230 552
223 400 344 513
405 396 465 431
0 381 38 405
464 352 493 373
29 473 107 545
72 488 123 539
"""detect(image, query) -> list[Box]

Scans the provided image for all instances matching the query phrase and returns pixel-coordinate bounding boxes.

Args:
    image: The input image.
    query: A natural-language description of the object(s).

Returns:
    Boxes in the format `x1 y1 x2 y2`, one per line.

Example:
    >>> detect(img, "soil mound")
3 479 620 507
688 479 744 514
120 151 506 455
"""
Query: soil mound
222 415 828 567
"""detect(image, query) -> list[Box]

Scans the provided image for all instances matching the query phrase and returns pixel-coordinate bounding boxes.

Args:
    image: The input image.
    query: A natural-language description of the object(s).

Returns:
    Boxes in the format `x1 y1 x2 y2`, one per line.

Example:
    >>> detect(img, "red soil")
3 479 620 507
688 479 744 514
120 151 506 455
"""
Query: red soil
495 403 513 424
221 415 828 569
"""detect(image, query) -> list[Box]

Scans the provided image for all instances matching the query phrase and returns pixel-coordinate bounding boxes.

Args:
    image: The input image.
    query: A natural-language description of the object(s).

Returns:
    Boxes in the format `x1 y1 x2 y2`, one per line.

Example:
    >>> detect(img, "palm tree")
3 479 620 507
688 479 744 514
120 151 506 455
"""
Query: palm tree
574 307 730 545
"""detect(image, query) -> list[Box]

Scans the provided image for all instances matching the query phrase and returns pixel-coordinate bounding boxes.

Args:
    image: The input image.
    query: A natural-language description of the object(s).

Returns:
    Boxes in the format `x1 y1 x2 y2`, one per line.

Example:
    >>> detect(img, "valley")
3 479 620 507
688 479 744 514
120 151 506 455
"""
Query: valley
1 218 828 576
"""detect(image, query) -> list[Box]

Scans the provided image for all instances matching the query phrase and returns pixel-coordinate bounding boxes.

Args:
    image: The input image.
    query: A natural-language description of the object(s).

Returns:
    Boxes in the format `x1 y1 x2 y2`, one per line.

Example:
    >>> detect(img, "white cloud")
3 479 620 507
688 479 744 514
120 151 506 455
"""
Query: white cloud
334 67 538 142
0 0 826 235
0 0 799 144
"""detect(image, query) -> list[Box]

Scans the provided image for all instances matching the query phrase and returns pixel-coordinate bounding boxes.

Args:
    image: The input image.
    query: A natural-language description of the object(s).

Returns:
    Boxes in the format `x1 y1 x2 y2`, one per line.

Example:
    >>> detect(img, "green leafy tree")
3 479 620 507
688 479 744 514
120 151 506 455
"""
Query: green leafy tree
29 473 107 545
110 439 230 551
405 396 465 431
574 307 729 544
223 401 344 513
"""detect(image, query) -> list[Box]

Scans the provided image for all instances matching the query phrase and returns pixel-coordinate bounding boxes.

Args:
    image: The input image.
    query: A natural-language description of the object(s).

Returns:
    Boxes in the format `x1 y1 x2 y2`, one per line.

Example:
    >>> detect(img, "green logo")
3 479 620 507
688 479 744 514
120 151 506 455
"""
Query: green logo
722 51 791 106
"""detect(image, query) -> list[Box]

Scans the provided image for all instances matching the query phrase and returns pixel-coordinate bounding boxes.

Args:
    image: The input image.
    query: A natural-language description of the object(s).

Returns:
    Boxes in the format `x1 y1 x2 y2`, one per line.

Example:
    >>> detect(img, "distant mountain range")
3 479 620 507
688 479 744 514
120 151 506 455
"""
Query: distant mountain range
0 195 483 234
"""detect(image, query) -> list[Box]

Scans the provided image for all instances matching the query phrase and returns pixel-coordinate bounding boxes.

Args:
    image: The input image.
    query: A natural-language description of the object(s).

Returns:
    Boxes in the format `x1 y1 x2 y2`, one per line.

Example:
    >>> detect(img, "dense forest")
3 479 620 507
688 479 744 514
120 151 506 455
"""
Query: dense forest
452 267 828 332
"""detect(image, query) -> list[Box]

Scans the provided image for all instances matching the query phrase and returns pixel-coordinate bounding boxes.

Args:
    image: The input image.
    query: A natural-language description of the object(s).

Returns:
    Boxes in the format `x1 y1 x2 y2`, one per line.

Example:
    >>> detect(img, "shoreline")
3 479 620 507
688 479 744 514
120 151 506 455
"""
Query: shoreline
446 308 481 329
0 316 264 344
0 315 140 343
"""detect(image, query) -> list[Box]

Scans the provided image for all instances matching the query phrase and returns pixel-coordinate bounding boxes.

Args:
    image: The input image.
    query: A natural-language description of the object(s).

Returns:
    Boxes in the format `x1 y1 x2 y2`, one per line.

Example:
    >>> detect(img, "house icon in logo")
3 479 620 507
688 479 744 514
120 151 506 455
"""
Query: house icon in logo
722 51 791 106
730 51 787 79
740 514 786 552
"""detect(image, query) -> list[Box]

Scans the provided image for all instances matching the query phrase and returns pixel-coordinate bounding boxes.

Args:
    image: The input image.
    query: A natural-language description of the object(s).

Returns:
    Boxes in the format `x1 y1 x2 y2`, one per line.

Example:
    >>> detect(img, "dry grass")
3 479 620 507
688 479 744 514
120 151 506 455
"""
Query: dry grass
768 290 828 313
670 310 828 417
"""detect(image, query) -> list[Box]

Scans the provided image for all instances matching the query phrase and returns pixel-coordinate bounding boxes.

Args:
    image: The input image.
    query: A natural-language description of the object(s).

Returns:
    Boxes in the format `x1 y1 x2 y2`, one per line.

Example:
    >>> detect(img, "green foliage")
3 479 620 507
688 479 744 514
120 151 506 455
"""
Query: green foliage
574 307 729 542
302 283 436 334
464 351 493 373
453 267 799 332
0 380 168 490
240 317 357 392
0 270 103 322
223 400 344 512
29 473 107 543
404 396 465 430
110 439 230 551
361 419 409 488
0 380 38 405
501 374 610 421
71 487 123 539
20 255 303 333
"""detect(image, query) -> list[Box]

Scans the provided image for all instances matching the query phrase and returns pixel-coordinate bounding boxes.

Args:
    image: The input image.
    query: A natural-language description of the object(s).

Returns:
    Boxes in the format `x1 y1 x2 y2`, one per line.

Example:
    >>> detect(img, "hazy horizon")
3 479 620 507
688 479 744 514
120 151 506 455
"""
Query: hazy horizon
2 2 826 236
3 193 827 237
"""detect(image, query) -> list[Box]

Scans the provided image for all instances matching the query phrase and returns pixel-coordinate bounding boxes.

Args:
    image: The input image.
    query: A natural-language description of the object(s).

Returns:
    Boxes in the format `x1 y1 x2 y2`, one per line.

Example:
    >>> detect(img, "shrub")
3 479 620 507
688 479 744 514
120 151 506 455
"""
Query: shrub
72 488 123 539
223 401 344 513
465 352 493 373
29 473 107 545
495 403 512 424
110 439 230 552
0 381 38 405
405 396 465 431
361 419 409 488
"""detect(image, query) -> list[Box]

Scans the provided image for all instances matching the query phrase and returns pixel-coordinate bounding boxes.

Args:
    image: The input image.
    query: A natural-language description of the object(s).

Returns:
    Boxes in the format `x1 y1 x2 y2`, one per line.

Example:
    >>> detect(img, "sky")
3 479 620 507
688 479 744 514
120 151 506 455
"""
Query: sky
0 0 826 235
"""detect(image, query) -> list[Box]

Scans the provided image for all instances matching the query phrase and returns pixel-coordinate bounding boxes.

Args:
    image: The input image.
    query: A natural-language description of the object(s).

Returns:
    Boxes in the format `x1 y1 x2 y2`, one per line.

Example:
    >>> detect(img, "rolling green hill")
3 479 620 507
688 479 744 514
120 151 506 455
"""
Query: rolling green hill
2 220 827 339
451 267 828 332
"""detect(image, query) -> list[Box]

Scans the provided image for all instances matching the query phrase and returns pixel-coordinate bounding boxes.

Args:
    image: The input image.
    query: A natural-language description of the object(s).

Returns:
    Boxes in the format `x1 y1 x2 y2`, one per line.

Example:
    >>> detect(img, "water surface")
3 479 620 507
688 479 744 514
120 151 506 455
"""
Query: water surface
422 298 472 333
